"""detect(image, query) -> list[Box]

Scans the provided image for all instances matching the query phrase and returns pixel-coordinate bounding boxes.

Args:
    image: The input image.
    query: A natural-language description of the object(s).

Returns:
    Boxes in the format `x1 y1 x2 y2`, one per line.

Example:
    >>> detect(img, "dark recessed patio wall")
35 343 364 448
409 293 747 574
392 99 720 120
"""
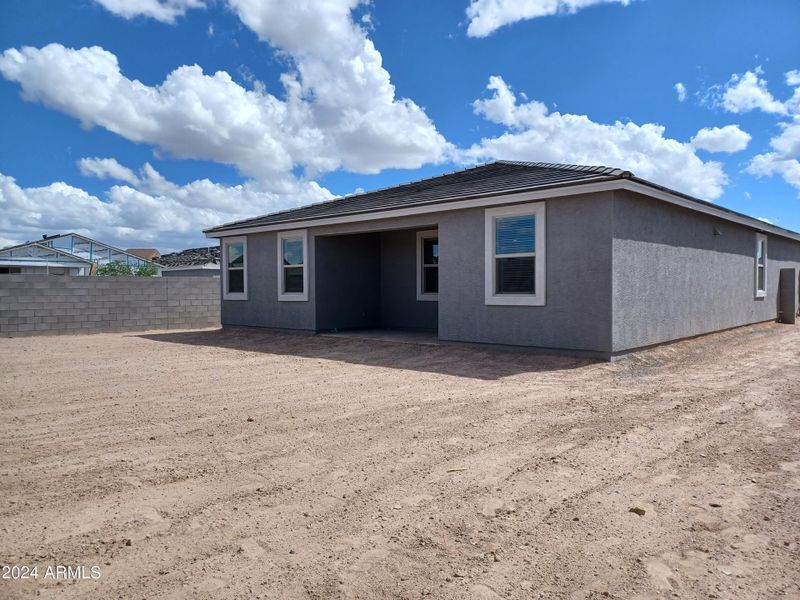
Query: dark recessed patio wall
314 229 437 332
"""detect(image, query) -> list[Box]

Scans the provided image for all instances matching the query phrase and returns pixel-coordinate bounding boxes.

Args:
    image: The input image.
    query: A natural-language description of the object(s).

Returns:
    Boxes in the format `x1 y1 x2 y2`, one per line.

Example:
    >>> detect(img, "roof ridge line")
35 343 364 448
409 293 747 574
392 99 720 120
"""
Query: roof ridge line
495 160 631 177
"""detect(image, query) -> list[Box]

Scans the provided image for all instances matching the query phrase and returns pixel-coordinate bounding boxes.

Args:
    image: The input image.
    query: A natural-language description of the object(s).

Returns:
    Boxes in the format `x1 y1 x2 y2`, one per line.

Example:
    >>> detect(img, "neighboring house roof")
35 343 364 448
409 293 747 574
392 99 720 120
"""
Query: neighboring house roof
156 246 220 268
127 248 161 261
0 233 162 268
204 161 800 243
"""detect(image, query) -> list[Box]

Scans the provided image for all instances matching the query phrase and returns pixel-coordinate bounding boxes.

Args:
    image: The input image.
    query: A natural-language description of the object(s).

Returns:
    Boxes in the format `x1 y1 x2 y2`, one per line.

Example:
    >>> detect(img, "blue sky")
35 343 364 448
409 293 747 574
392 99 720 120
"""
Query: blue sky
1 0 799 250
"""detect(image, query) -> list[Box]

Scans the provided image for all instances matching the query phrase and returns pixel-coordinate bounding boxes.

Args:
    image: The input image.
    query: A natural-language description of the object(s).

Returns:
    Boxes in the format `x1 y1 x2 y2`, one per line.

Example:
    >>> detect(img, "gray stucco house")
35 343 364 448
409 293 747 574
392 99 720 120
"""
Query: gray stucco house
204 161 800 359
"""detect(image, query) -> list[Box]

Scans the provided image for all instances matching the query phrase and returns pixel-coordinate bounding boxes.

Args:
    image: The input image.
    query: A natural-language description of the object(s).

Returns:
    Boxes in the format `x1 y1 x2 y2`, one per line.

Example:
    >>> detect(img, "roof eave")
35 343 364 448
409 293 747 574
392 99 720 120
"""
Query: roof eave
623 177 800 241
204 176 800 244
203 174 624 236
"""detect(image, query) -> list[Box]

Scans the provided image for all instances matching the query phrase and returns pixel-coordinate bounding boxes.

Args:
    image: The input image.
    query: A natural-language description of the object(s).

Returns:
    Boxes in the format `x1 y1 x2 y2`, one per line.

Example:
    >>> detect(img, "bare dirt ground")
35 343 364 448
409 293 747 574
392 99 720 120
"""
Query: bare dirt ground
1 323 799 600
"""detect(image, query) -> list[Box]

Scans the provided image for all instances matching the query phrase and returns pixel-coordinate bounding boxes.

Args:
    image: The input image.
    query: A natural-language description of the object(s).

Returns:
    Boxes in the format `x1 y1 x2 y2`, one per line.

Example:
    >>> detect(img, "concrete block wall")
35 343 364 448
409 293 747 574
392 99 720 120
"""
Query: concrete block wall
0 275 220 337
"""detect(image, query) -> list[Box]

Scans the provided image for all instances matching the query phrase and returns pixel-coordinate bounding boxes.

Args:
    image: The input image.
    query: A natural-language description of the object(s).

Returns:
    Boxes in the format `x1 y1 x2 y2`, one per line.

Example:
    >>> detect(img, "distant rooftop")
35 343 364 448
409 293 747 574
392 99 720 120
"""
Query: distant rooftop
156 246 220 268
0 233 162 268
127 248 161 261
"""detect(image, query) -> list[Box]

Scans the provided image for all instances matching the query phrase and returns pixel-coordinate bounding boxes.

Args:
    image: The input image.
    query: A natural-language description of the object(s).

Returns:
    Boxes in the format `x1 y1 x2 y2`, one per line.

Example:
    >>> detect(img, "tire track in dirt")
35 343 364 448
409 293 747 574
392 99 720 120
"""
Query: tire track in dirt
1 322 798 599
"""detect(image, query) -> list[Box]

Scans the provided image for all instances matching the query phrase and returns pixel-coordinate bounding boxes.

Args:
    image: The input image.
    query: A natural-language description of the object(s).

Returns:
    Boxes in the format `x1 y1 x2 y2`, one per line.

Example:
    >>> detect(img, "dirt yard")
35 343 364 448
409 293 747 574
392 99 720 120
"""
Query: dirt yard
1 324 799 599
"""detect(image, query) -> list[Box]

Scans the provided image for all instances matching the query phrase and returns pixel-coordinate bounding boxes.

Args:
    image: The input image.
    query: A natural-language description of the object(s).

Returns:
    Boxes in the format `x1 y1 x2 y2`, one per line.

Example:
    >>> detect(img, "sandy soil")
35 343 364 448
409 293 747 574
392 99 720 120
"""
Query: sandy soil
1 323 799 600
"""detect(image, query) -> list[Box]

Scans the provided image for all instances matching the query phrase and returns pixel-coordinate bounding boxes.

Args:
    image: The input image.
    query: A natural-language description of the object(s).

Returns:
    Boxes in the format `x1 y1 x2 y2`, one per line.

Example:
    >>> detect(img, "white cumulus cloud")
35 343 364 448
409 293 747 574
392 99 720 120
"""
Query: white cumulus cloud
460 76 728 199
674 82 687 102
747 153 800 194
746 122 800 196
465 0 633 38
769 120 800 157
0 1 452 249
0 163 333 251
78 157 141 186
94 0 205 23
743 70 800 195
720 67 788 115
224 0 451 173
690 125 751 153
0 1 450 179
0 44 299 179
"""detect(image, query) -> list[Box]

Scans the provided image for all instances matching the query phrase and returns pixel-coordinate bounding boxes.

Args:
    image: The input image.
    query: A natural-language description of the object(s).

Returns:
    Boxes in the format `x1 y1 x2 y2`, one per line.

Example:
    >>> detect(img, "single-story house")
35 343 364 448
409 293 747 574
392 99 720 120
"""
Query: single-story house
204 161 800 359
0 233 162 276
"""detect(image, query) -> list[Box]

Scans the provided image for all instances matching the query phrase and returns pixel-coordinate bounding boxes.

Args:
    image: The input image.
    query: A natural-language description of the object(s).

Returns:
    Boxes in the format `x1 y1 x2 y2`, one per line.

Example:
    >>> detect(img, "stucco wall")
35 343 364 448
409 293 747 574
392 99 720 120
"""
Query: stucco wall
379 229 438 331
221 213 440 331
611 190 800 352
315 233 381 331
220 231 316 330
437 193 614 353
221 194 615 352
313 229 437 331
219 188 800 356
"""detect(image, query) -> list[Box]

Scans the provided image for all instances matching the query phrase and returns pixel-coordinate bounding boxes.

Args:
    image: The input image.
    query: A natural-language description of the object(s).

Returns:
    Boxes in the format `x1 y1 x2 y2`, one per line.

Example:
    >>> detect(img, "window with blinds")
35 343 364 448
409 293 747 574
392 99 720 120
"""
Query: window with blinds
494 215 535 294
484 202 546 306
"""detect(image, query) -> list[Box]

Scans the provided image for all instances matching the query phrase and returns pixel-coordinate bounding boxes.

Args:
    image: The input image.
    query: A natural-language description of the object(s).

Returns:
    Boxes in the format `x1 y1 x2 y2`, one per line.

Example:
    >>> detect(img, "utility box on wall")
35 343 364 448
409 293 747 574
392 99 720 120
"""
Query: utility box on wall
778 268 798 324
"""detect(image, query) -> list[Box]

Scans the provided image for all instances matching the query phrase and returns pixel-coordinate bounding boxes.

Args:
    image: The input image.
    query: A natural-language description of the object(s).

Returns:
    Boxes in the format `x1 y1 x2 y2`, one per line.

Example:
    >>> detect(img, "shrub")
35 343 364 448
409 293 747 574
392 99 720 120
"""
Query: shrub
96 261 133 276
135 263 159 277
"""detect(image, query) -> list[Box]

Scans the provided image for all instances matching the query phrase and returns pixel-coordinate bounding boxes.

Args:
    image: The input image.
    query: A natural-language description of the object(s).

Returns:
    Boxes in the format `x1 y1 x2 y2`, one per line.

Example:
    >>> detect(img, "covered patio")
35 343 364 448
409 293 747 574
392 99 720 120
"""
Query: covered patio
313 226 439 336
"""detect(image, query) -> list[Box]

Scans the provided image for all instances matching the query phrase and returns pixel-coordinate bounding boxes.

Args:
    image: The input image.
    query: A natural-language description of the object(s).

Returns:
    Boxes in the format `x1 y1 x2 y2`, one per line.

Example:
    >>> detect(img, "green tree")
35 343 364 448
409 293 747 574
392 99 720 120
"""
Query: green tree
135 263 159 277
96 261 134 276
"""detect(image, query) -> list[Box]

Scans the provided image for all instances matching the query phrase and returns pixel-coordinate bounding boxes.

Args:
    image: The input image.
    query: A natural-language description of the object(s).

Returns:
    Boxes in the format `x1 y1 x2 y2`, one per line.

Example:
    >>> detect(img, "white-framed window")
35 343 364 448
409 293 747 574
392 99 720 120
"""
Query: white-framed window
416 229 439 301
277 229 309 301
222 236 247 300
484 202 546 306
755 233 767 298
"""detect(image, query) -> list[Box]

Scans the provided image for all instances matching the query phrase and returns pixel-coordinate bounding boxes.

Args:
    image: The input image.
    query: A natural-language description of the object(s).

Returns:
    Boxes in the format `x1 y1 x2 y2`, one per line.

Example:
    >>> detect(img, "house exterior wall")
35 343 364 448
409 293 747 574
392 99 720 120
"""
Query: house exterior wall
379 229 438 331
315 233 382 331
220 213 440 331
611 189 800 353
437 193 614 353
220 230 316 330
311 229 437 332
219 188 800 357
221 192 615 353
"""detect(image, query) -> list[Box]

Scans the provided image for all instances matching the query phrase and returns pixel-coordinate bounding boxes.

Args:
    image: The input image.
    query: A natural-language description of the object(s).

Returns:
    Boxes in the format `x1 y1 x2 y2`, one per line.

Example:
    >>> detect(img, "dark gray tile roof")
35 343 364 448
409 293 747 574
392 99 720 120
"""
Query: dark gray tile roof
204 161 628 234
156 246 220 267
